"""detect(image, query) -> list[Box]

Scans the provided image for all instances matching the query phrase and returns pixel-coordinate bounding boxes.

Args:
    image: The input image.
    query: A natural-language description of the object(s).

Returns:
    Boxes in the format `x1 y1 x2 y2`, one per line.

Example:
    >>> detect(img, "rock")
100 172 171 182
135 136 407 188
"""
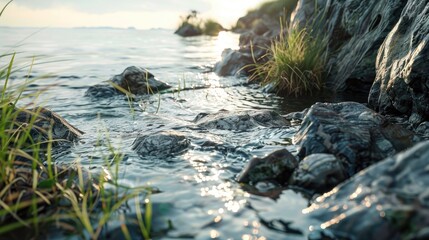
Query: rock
85 66 171 98
293 102 415 176
132 131 190 157
174 23 202 37
290 154 347 193
213 48 254 77
237 149 298 184
291 0 407 93
416 121 429 139
368 1 429 126
13 106 83 147
193 109 290 131
305 141 429 240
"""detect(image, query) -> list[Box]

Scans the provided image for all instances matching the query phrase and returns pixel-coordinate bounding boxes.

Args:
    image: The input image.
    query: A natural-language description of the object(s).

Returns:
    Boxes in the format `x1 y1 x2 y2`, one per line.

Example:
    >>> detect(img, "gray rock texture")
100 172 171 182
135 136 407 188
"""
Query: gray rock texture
291 0 407 93
368 1 429 126
85 66 171 98
132 131 190 157
293 102 415 176
14 106 83 146
193 109 290 131
290 153 347 193
237 149 298 184
305 141 429 240
213 48 254 77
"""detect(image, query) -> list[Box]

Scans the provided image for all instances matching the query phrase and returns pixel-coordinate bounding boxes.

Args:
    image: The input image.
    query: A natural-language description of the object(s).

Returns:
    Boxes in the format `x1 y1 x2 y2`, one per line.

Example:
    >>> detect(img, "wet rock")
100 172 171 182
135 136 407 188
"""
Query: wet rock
174 23 202 37
305 141 429 240
368 1 429 126
13 106 83 147
237 149 298 184
290 154 347 193
85 66 171 98
293 102 415 176
132 131 190 157
213 48 254 76
291 0 407 93
194 109 290 131
416 122 429 139
283 109 309 124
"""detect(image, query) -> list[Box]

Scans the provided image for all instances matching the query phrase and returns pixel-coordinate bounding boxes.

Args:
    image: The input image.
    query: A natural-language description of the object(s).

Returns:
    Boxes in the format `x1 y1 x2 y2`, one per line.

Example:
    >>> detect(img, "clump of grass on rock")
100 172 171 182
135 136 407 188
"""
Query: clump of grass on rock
250 24 328 96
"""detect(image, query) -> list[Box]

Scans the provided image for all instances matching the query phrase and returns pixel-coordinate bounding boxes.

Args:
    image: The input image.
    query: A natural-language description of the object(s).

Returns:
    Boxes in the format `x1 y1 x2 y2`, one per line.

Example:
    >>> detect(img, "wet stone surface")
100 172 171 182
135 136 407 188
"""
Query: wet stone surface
132 131 191 157
293 102 415 177
193 109 290 131
305 141 429 240
237 149 298 185
85 66 171 98
290 154 347 194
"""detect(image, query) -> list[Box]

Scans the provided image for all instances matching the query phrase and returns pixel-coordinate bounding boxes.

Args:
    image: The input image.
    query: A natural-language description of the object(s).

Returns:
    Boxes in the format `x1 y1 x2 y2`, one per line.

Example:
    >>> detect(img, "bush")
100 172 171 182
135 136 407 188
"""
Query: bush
250 25 328 96
202 19 224 36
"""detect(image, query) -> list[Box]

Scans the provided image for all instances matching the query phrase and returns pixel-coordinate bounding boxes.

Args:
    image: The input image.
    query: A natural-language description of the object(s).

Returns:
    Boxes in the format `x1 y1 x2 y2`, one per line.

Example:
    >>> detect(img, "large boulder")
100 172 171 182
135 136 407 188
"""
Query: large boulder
368 1 429 126
85 66 171 98
305 141 429 240
290 0 407 93
293 102 415 176
193 109 290 131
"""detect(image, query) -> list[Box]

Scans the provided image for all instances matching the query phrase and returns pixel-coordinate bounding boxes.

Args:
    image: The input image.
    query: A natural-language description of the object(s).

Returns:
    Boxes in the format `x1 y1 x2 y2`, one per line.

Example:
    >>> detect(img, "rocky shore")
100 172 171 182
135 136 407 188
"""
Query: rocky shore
4 0 429 238
211 0 429 238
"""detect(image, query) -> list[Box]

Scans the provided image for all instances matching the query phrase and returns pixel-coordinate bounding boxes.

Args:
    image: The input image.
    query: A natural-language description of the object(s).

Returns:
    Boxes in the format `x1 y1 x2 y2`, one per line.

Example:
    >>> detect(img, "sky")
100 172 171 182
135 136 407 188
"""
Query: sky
0 0 265 29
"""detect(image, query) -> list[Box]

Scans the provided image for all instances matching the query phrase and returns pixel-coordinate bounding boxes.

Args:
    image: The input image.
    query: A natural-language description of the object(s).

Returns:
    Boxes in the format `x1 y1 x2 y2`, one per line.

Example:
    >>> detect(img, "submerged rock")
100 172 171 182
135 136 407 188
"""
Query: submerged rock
294 102 415 176
290 154 347 193
85 66 171 98
193 109 290 131
132 131 190 157
237 149 298 184
368 0 429 126
305 141 429 240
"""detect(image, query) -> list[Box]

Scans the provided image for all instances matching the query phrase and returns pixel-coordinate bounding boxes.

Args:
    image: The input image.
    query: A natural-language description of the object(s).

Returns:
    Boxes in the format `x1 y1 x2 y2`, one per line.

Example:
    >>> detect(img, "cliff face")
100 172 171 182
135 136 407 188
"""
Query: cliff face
291 0 407 93
368 0 429 126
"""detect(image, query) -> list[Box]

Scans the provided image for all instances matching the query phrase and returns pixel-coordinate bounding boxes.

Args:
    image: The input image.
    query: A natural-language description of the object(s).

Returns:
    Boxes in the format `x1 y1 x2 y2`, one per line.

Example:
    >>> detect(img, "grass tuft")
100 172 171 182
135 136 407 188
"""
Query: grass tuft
249 22 328 96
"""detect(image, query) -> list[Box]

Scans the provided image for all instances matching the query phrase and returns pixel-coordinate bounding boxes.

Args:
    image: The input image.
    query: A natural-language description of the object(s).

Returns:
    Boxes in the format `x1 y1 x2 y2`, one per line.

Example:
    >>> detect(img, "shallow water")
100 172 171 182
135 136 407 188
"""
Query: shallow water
0 27 360 239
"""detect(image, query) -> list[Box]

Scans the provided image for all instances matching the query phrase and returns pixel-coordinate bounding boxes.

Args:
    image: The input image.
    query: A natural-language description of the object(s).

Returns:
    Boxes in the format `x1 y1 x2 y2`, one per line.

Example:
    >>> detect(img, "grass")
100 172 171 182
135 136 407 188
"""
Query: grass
249 21 328 96
0 7 154 238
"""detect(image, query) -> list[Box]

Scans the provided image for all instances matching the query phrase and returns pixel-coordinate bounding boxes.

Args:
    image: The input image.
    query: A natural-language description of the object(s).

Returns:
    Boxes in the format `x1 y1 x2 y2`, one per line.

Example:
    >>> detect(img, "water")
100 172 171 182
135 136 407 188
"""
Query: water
0 27 340 239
